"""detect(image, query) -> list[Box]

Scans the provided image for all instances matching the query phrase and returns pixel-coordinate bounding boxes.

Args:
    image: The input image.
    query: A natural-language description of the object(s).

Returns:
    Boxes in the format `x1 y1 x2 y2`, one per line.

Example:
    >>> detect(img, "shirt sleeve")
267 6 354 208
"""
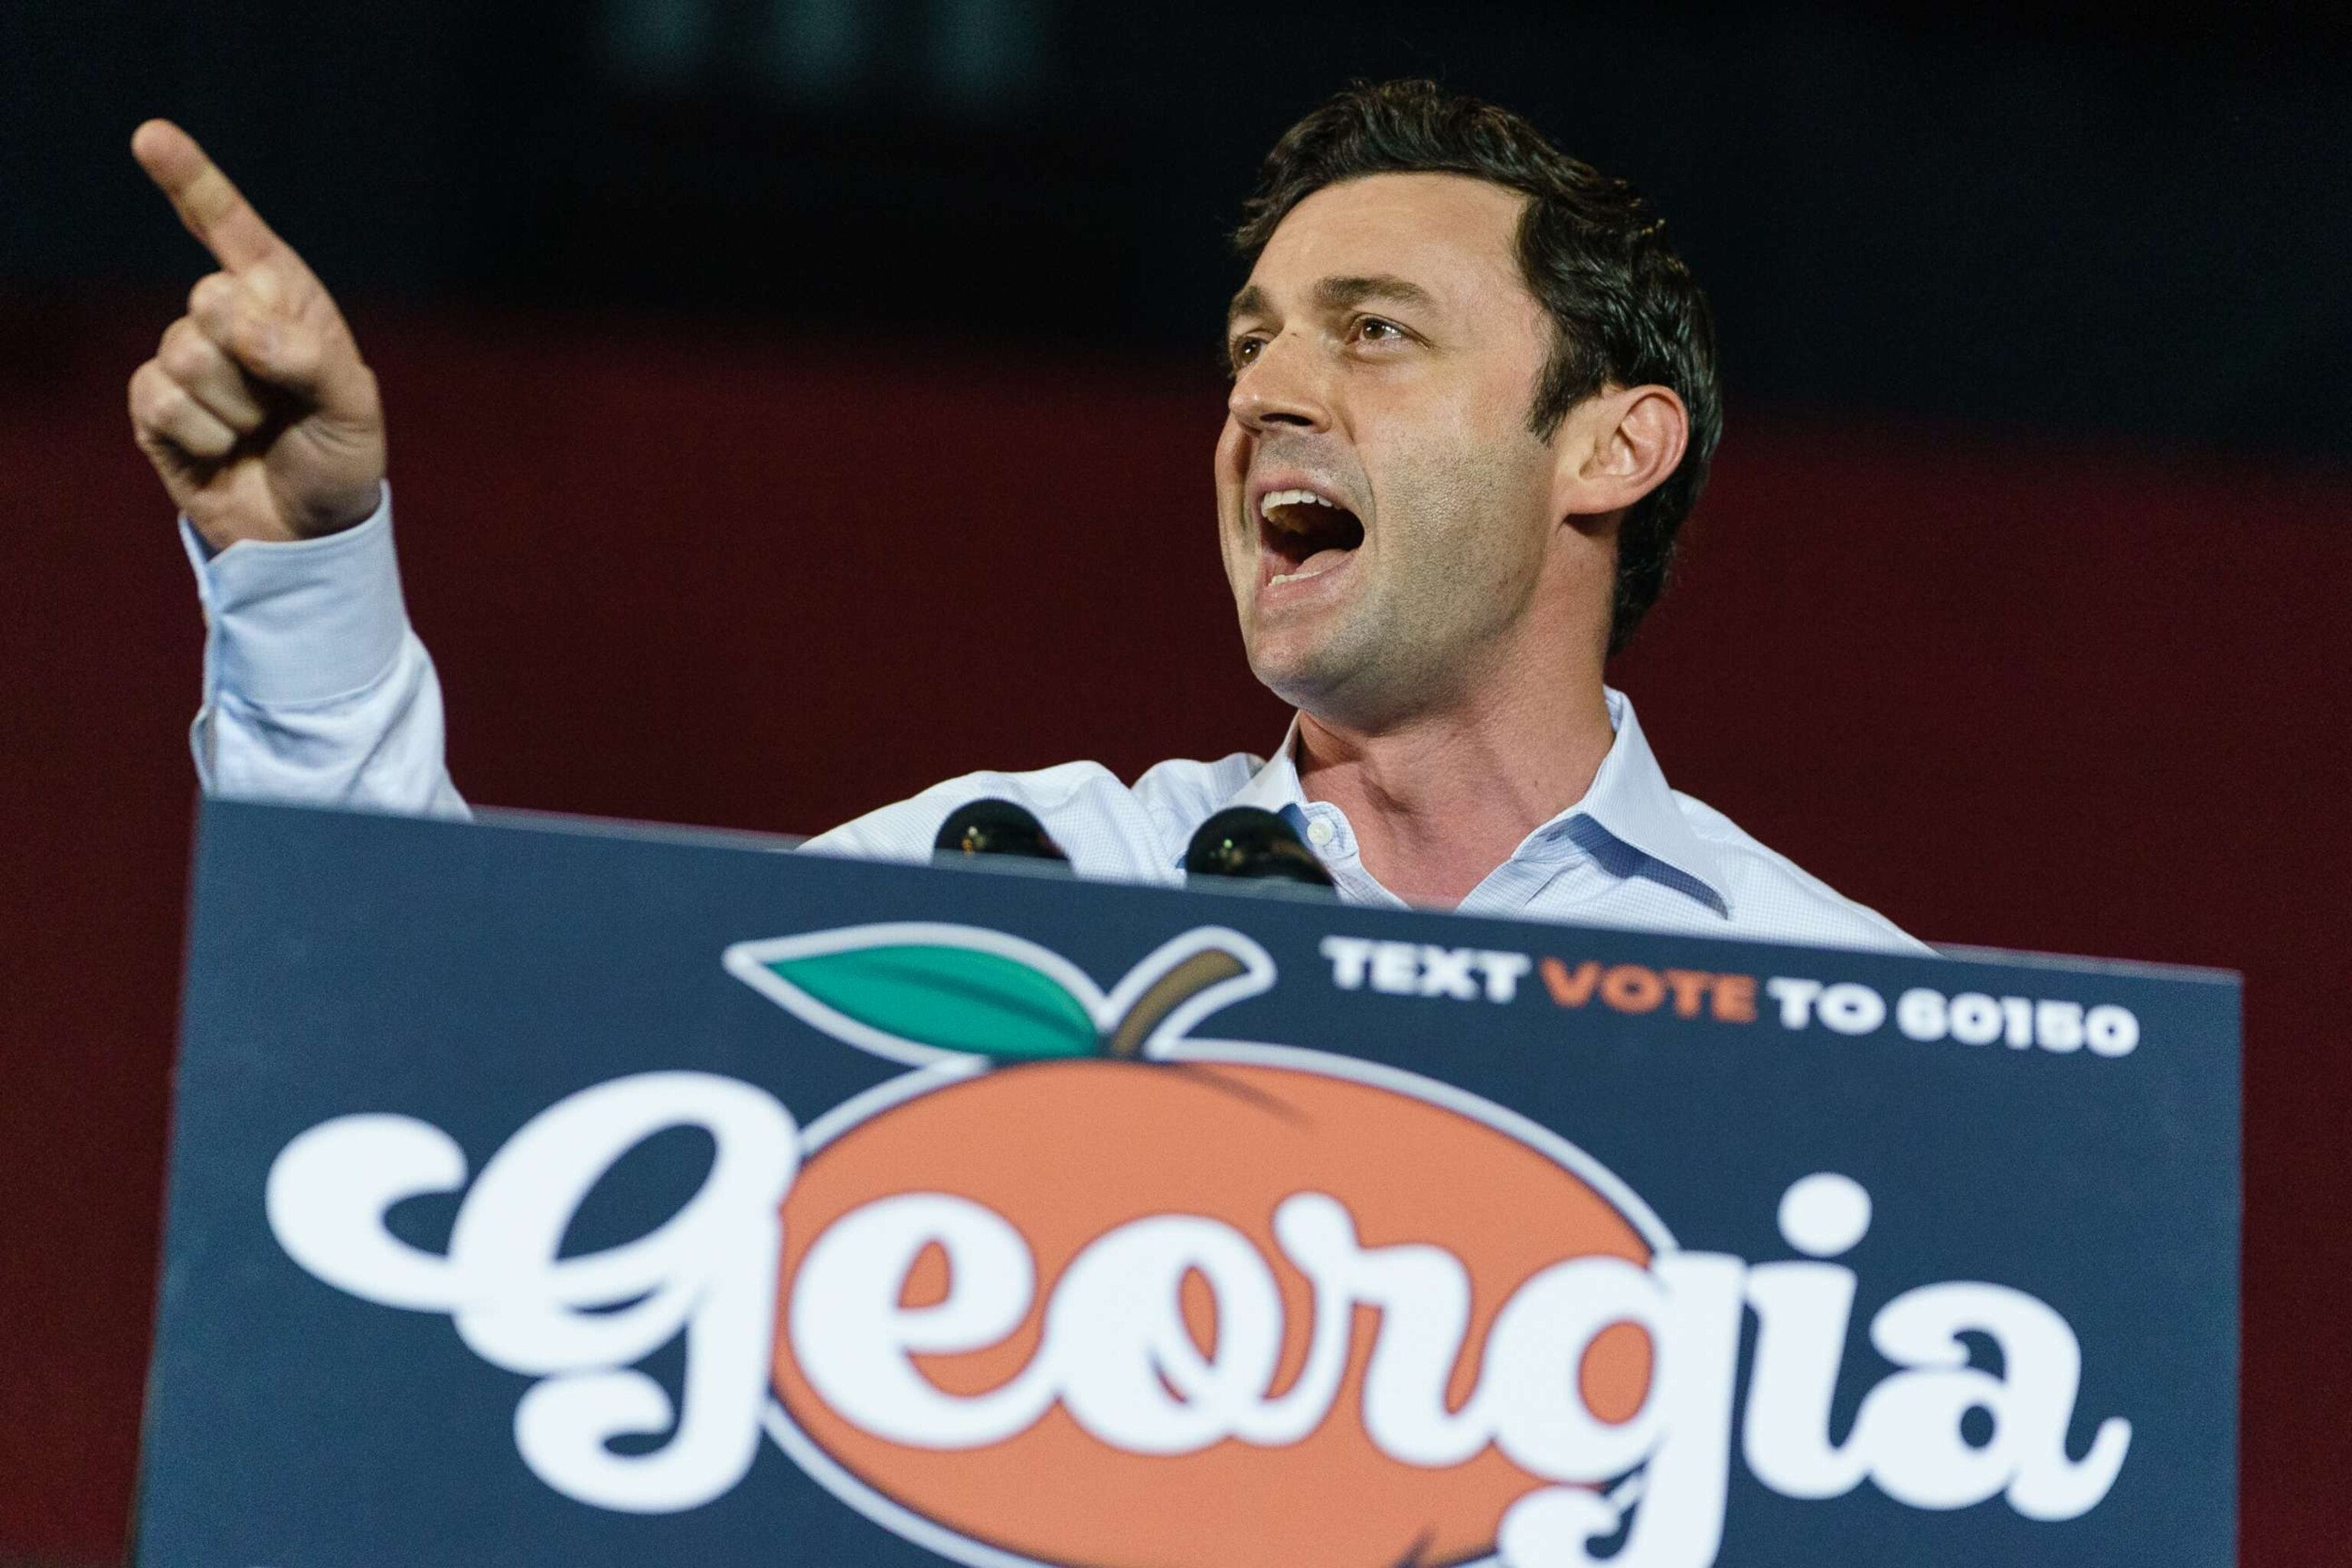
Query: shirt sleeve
182 482 468 818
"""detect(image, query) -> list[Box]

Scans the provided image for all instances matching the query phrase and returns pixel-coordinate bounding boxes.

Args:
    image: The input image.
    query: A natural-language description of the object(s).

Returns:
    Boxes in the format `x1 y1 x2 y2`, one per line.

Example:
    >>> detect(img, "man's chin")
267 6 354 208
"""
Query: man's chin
1243 622 1370 717
1247 617 1471 733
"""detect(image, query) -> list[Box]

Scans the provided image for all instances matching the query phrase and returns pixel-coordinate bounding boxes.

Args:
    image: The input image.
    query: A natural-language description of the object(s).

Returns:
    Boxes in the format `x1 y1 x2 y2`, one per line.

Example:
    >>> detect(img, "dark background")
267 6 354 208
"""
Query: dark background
1 1 2344 1562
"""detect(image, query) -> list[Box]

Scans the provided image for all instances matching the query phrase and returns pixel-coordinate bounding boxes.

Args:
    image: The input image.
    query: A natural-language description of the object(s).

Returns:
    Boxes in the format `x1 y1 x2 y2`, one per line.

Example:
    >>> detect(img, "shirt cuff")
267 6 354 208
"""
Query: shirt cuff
180 483 411 707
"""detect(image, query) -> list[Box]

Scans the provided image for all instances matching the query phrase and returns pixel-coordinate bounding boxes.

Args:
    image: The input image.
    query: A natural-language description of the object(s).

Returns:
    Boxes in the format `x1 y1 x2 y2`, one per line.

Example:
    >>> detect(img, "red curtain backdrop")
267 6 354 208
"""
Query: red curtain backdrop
3 300 2344 1561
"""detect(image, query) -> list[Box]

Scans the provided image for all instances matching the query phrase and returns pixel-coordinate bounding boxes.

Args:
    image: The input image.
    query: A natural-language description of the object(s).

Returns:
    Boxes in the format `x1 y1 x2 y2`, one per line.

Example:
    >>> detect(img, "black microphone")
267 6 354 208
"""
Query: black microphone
1182 806 1336 890
933 799 1070 864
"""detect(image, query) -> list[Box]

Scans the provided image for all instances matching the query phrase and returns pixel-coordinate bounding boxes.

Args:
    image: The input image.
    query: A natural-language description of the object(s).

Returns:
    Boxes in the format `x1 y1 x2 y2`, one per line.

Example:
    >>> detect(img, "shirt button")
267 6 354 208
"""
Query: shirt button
1305 818 1336 850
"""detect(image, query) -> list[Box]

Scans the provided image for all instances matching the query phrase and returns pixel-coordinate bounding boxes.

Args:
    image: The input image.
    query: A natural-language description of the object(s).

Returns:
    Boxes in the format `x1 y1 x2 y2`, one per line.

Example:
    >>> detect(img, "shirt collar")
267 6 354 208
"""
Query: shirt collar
1207 688 1732 915
1571 688 1732 915
1224 714 1311 820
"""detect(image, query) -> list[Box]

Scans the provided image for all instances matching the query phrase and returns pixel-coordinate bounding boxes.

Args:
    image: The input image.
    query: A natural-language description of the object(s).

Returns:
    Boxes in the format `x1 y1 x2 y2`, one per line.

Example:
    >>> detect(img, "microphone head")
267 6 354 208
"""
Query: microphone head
933 798 1070 864
1182 805 1336 890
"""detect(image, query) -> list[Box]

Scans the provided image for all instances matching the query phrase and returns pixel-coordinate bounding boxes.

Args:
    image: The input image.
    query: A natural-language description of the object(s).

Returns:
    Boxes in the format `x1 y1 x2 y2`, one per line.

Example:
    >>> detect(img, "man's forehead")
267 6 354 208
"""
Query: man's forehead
1232 172 1529 318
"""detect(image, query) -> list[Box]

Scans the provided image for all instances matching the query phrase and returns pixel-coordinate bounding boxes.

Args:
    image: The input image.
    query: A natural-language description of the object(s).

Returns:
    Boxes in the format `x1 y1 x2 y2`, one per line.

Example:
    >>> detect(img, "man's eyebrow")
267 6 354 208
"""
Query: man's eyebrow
1224 274 1438 329
1315 274 1437 312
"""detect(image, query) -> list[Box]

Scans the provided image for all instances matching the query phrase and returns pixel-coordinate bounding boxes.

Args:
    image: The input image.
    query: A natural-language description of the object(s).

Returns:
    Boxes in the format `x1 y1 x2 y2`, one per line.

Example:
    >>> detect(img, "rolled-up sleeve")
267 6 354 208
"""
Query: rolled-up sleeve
183 484 466 818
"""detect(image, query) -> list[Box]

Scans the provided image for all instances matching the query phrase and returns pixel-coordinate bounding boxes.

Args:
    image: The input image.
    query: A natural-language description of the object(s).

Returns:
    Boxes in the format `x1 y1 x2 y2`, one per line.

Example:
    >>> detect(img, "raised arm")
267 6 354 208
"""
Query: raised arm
130 121 460 815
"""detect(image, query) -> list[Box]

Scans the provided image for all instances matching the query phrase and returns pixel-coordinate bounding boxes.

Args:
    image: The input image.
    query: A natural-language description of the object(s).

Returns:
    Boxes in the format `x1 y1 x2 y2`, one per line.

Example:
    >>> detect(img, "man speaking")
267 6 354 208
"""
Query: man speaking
129 80 1919 953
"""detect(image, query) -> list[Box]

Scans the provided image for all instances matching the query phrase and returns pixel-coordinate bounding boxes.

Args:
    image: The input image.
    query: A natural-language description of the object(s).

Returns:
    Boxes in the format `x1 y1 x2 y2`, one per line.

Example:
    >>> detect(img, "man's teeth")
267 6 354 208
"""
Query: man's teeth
1259 488 1338 524
1269 557 1344 586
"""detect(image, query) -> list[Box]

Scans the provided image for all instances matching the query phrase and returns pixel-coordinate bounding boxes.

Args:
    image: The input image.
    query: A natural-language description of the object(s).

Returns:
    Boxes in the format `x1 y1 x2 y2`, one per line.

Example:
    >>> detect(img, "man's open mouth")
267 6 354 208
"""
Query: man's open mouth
1259 488 1365 586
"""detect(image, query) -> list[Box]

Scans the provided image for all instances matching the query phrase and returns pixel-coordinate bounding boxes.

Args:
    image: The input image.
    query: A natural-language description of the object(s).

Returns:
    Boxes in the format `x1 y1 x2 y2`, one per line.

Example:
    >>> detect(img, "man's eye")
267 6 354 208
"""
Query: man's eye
1230 335 1266 368
1352 317 1406 345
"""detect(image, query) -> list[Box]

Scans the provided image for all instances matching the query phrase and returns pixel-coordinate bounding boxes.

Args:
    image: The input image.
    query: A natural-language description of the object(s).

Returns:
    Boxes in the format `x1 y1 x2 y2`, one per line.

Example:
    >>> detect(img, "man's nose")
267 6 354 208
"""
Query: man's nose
1227 334 1331 435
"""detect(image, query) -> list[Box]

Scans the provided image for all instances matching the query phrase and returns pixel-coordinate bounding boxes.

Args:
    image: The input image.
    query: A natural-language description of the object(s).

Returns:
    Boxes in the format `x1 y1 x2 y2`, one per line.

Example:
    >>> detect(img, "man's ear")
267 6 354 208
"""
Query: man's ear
1554 384 1689 530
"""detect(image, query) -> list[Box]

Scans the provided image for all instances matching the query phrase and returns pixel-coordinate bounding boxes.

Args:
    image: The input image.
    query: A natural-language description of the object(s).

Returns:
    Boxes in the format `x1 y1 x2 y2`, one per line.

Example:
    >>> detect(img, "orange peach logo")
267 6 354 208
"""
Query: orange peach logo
732 925 1669 1568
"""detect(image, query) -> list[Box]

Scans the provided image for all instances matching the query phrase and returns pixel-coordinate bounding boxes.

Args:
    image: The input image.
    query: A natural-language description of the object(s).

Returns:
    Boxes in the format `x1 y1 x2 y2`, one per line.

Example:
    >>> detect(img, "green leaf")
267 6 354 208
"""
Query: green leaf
766 944 1097 1060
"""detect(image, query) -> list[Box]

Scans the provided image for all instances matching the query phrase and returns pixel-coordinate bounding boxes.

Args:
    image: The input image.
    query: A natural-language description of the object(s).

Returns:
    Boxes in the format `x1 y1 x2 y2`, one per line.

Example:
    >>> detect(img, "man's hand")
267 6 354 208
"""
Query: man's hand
128 120 386 550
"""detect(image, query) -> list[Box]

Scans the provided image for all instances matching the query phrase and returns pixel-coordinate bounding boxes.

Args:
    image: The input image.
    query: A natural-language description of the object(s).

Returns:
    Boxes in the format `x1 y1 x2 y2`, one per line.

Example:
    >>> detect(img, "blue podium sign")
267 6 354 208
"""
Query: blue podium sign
139 799 2239 1567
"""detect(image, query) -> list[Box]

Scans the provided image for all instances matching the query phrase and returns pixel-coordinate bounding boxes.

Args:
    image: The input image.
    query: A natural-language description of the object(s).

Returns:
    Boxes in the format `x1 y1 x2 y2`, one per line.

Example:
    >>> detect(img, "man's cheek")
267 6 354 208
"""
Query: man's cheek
1214 503 1250 577
1221 550 1253 615
1212 418 1252 487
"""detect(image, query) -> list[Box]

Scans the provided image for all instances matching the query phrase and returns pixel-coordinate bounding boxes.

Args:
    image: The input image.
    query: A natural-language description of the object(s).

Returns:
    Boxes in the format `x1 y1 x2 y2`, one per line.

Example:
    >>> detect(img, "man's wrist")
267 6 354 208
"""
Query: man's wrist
185 482 414 707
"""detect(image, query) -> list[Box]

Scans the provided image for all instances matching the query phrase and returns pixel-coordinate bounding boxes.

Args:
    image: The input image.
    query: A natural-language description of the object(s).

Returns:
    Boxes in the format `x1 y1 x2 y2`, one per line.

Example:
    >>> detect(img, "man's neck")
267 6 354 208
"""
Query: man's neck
1293 674 1615 907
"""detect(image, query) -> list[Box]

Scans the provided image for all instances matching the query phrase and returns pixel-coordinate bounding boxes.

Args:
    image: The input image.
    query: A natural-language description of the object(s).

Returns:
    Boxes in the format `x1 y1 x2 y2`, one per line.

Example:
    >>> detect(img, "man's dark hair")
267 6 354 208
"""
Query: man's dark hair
1233 80 1721 655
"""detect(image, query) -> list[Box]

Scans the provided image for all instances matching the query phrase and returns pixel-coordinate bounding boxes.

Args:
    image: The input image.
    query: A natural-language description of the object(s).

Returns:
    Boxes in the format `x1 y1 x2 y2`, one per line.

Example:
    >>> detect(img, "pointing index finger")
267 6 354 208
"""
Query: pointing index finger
131 119 288 275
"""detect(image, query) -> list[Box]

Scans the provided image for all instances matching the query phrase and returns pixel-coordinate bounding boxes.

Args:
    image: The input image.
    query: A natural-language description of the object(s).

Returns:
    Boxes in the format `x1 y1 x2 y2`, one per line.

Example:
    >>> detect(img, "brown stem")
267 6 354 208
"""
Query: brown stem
1102 946 1248 1060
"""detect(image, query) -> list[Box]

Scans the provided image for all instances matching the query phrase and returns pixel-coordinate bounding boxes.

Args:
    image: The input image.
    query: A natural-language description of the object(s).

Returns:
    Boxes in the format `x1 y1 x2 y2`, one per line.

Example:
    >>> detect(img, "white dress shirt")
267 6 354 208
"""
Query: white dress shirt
183 487 1926 954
